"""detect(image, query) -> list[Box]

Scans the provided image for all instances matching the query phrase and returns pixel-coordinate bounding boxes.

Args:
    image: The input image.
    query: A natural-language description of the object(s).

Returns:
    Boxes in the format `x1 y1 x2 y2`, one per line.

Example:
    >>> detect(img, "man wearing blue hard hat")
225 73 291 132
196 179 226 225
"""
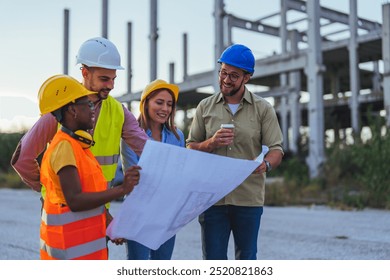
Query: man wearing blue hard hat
187 44 284 260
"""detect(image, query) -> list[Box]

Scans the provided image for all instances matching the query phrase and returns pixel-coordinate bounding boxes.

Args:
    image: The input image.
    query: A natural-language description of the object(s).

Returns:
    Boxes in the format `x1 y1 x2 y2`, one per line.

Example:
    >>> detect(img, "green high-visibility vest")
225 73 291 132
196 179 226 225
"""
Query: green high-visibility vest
90 95 124 185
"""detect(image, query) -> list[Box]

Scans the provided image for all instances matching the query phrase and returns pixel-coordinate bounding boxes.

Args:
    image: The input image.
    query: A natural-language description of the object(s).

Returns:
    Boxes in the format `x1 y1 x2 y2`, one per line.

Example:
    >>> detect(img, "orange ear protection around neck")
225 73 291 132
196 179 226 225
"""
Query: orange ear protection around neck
61 126 95 149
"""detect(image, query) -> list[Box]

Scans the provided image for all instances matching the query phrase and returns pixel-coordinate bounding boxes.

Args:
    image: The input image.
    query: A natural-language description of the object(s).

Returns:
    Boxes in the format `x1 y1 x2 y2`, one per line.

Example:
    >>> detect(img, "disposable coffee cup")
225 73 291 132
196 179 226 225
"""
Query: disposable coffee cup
220 124 235 129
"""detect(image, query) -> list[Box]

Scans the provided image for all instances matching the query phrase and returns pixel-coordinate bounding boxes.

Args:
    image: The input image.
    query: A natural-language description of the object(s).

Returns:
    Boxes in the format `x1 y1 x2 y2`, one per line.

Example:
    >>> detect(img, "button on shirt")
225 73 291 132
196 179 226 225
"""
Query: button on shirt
187 88 283 206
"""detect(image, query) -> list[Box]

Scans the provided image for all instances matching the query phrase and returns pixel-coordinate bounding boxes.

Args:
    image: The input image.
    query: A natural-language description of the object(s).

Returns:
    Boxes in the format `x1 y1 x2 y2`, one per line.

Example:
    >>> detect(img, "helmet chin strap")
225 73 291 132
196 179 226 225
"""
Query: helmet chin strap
61 126 95 149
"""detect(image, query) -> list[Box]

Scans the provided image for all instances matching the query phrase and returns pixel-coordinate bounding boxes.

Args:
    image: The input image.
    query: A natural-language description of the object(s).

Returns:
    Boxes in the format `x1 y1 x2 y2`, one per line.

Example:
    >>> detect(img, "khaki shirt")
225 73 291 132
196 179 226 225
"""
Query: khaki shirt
187 88 283 206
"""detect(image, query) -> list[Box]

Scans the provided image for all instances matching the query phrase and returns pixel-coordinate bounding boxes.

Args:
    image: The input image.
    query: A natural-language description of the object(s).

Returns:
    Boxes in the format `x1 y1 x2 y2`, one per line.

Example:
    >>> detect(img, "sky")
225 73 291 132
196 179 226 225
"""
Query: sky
0 0 386 133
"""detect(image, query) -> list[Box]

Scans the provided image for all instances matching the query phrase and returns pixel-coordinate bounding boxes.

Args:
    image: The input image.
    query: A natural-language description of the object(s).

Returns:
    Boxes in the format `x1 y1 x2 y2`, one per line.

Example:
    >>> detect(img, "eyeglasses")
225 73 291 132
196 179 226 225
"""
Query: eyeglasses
73 100 95 110
218 70 241 82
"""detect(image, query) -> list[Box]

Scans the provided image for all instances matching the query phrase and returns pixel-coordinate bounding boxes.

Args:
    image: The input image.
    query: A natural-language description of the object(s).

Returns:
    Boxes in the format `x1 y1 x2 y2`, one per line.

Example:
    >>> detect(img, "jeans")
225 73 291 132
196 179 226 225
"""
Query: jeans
199 205 263 260
126 235 176 260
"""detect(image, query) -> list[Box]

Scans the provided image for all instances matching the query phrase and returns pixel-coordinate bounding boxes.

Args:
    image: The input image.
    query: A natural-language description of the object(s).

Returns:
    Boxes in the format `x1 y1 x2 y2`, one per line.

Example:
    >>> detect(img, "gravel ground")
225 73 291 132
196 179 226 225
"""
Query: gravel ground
1 188 389 260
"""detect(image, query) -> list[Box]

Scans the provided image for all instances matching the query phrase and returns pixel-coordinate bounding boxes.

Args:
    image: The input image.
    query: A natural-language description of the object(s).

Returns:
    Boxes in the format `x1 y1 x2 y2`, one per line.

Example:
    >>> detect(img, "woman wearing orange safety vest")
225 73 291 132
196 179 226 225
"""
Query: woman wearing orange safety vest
38 74 141 260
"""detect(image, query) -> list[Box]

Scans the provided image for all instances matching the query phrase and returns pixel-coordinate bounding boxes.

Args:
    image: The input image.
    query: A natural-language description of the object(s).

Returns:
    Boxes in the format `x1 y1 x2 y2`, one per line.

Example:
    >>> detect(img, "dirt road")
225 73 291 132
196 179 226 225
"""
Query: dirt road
1 188 389 260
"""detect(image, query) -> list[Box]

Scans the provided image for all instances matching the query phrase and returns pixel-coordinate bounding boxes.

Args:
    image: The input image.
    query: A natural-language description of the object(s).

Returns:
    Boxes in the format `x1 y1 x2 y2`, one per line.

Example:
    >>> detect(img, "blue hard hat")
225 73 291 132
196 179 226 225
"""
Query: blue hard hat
217 44 255 75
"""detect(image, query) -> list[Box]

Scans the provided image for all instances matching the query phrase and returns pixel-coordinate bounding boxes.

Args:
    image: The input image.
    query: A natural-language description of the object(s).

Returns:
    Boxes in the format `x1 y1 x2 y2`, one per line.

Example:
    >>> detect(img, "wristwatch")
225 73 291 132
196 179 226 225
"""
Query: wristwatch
264 160 272 172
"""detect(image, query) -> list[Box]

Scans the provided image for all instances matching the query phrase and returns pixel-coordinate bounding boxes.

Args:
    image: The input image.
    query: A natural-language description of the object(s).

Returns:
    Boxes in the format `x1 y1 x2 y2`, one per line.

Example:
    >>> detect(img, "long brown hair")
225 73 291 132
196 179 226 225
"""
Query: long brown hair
138 88 180 140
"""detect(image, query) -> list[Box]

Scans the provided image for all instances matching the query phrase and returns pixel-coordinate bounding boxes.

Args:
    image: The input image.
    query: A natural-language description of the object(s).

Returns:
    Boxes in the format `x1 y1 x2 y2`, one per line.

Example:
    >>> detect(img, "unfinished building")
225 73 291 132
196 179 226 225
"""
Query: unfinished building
114 0 389 178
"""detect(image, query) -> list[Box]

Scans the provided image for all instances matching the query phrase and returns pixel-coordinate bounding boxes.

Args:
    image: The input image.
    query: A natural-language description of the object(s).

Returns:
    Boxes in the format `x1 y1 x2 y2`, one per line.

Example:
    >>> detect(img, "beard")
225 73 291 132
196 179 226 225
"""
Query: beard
220 79 245 97
86 80 110 101
98 89 111 100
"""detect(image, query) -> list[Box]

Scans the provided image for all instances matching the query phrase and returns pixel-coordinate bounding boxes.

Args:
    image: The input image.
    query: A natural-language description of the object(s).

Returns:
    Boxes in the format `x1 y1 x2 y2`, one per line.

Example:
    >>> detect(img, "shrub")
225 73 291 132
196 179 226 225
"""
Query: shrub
0 133 23 173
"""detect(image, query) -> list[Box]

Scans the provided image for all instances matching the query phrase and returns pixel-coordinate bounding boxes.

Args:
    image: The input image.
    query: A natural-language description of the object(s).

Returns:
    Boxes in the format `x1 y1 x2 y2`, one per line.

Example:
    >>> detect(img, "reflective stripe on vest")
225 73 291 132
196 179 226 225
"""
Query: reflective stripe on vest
90 96 124 183
40 237 106 260
42 206 105 226
95 154 120 187
95 154 120 166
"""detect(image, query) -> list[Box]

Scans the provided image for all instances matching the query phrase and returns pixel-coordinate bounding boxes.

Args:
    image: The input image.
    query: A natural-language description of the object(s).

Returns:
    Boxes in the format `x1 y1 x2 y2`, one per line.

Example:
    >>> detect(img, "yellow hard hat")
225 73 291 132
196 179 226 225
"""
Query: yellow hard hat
38 74 97 115
140 79 179 114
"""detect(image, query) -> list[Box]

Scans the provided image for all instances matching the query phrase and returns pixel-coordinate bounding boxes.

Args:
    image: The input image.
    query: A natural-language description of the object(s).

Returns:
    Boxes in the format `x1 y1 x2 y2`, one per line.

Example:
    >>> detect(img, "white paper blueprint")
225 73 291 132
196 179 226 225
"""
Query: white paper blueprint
106 140 260 250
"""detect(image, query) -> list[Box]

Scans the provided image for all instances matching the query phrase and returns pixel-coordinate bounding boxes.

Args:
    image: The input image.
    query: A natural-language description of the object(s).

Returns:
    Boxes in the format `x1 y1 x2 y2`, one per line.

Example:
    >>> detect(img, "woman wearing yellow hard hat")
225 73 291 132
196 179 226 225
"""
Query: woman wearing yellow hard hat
121 79 185 260
38 74 141 260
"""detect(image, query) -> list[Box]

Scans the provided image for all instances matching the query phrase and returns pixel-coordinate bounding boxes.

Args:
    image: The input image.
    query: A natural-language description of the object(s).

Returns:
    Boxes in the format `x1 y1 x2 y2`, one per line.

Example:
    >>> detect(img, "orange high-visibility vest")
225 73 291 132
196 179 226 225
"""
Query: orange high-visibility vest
40 130 108 260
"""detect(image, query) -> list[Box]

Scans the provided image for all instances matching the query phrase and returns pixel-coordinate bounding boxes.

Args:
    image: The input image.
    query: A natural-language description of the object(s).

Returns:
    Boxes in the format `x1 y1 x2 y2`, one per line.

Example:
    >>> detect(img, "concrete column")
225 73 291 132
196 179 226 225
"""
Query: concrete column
280 0 289 151
372 61 381 93
63 9 69 75
330 68 340 98
289 29 301 154
149 0 158 81
183 33 188 81
348 0 361 135
169 62 175 83
330 68 341 143
227 16 233 46
382 4 390 127
214 0 225 92
305 0 325 178
102 0 108 38
127 22 132 93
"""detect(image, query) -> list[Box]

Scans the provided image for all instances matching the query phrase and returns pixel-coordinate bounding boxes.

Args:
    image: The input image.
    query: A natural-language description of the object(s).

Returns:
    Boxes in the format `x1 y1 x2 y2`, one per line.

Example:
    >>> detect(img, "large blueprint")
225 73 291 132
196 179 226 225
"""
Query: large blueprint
106 140 260 250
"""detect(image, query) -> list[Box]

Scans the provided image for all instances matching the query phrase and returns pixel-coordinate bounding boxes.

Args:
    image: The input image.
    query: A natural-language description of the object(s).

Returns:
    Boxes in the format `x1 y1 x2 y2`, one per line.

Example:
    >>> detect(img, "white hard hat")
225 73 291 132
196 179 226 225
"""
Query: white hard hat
76 37 124 70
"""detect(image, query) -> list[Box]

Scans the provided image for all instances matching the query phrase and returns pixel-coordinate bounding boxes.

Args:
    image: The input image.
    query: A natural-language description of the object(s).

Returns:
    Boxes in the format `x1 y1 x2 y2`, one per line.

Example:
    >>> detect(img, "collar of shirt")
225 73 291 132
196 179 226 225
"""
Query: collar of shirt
145 124 170 143
216 87 253 105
